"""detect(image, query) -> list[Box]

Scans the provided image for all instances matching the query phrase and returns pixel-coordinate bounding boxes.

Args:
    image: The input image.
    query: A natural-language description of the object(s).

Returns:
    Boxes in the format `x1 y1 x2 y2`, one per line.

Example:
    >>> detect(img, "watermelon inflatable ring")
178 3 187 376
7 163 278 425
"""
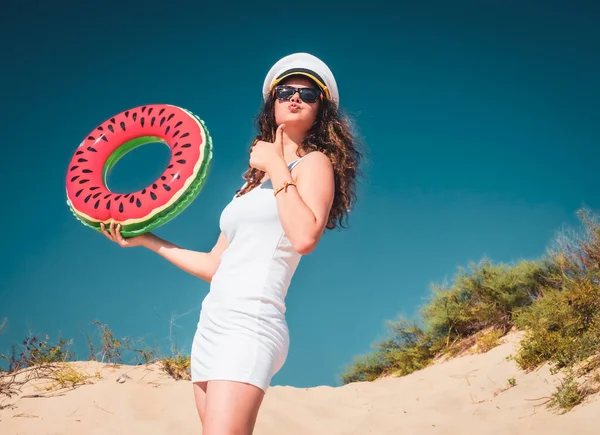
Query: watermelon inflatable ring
65 104 212 237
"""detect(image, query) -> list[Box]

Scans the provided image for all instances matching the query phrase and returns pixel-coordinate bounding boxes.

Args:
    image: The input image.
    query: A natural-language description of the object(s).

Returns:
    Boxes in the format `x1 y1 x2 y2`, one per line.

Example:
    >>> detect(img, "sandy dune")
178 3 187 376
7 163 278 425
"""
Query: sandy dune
1 332 597 434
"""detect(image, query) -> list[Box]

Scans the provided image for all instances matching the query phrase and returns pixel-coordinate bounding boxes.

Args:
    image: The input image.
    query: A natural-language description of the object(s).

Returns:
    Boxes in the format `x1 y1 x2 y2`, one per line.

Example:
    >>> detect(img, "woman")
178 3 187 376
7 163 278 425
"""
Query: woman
101 52 361 434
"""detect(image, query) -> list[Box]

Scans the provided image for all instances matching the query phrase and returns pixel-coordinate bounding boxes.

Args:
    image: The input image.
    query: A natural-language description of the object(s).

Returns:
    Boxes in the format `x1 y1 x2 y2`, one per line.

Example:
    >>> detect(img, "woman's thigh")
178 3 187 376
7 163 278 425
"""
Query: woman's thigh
203 380 265 435
193 381 208 423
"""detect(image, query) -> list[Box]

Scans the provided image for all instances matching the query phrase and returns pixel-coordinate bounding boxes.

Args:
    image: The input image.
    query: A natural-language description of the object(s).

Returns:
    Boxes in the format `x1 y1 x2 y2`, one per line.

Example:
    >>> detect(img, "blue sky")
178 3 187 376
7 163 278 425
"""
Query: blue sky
1 0 598 387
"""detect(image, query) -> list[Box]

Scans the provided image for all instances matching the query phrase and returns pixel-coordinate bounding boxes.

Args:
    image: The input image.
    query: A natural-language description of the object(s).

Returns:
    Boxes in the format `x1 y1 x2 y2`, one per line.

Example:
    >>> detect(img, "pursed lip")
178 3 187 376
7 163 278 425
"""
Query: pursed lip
288 103 301 112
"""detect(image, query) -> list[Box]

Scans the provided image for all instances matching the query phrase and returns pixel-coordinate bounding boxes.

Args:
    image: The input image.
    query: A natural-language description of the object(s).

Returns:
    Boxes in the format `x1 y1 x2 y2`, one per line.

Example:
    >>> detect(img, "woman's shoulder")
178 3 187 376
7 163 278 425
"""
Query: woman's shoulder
292 150 334 178
298 149 332 166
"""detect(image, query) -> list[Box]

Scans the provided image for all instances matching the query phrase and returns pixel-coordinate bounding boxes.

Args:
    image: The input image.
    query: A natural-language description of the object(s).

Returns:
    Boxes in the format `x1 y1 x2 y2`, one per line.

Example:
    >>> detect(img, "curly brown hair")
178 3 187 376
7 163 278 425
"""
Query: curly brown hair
236 86 362 230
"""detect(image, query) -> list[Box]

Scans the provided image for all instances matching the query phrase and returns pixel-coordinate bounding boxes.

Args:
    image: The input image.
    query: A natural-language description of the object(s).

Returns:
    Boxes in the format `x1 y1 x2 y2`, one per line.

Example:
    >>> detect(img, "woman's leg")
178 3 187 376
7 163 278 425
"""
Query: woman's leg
202 380 265 435
193 381 208 423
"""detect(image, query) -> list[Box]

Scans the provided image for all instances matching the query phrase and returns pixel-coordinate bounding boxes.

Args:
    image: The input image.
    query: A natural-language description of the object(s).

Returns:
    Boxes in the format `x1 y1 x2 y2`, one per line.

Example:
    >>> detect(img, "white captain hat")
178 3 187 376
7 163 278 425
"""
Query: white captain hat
262 52 339 106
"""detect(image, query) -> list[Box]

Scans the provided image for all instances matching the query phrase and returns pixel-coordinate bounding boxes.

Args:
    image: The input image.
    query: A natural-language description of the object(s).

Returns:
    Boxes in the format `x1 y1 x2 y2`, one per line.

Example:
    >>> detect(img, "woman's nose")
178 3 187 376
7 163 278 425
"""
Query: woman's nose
290 91 301 102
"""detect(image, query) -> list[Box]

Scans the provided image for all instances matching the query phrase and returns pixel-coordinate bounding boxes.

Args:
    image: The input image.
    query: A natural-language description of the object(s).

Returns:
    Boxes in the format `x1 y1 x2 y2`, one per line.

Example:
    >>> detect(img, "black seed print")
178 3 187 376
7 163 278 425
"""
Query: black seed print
172 130 180 138
180 132 189 139
82 169 93 173
124 193 130 198
133 112 137 121
71 175 80 182
181 143 191 148
115 195 121 200
84 194 92 203
148 107 153 115
79 179 89 184
161 175 166 181
165 126 171 135
159 108 165 115
70 165 79 171
93 192 101 199
141 117 145 128
78 158 88 163
167 113 174 121
119 203 124 213
120 121 126 131
106 200 111 209
87 146 97 152
136 198 142 207
176 159 186 164
160 117 166 126
104 193 111 199
163 184 171 191
94 200 100 209
141 106 147 113
75 150 84 155
110 117 116 124
150 192 157 200
172 142 178 149
129 196 135 204
97 126 104 131
174 121 182 128
101 135 108 142
90 186 100 191
88 136 95 140
108 124 114 133
141 188 146 194
76 189 83 197
175 151 182 156
167 164 173 169
172 174 180 179
152 183 157 189
125 111 129 118
151 117 156 126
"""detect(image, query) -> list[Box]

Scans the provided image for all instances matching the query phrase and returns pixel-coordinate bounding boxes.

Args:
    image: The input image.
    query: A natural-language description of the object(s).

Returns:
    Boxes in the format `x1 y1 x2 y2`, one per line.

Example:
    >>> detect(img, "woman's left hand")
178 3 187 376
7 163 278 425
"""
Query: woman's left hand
249 124 286 174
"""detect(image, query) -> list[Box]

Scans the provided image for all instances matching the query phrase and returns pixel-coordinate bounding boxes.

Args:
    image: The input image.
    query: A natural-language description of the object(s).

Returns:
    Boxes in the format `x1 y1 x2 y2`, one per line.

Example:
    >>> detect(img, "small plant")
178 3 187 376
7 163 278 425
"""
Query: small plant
87 320 125 365
507 377 517 387
474 328 504 354
547 370 582 413
160 355 191 380
2 334 74 373
86 320 158 366
45 363 97 391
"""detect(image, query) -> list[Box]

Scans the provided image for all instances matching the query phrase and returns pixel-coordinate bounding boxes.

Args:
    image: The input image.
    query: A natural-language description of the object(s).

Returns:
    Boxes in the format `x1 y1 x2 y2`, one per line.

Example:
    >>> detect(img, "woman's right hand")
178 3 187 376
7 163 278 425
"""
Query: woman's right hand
100 221 150 248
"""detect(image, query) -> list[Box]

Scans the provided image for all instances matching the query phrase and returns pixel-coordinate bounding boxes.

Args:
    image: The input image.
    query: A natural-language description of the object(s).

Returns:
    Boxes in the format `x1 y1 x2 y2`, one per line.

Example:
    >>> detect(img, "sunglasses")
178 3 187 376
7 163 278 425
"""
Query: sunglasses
273 85 322 103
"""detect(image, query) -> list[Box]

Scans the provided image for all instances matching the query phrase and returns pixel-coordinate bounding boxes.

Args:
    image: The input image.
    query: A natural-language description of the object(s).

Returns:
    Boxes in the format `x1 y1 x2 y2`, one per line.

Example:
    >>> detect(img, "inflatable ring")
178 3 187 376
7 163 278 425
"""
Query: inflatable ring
65 104 212 237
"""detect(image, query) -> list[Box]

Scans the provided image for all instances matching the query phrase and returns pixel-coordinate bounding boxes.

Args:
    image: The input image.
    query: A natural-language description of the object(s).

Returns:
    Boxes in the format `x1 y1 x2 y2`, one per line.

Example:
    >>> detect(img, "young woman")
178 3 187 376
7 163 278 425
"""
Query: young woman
101 52 362 434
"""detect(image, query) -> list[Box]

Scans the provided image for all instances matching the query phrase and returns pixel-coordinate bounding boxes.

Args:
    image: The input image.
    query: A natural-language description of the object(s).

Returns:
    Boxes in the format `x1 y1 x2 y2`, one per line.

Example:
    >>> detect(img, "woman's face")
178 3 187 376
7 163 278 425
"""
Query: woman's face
273 76 321 134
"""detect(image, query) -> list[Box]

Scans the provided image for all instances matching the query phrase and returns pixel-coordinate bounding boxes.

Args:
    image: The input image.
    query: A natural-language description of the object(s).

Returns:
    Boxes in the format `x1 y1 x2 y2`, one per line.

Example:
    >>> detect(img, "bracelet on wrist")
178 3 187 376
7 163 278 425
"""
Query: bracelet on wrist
274 180 296 196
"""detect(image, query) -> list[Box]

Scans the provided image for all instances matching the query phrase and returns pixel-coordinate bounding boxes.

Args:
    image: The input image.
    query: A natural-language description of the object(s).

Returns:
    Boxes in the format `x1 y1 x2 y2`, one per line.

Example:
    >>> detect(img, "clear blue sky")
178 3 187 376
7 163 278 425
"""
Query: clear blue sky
1 0 598 387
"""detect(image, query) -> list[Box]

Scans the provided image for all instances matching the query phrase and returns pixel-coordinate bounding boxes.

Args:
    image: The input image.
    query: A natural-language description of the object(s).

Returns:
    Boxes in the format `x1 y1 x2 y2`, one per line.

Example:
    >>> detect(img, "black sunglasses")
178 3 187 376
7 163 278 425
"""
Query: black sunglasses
273 84 322 103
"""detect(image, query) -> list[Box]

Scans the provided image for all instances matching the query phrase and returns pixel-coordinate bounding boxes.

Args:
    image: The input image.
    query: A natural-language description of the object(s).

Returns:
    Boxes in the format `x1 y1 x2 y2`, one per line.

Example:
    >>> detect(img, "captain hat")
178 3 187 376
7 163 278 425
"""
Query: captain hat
262 52 339 107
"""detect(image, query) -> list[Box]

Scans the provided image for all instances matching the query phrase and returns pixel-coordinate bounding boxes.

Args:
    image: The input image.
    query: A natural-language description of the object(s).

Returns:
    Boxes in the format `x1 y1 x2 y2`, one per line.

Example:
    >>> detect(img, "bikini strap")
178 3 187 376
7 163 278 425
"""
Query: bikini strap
288 153 311 171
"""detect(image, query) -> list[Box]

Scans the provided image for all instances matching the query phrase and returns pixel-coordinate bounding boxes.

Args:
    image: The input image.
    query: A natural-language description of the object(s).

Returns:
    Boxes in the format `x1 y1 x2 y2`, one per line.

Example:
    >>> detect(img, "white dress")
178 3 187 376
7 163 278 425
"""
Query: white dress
190 157 307 392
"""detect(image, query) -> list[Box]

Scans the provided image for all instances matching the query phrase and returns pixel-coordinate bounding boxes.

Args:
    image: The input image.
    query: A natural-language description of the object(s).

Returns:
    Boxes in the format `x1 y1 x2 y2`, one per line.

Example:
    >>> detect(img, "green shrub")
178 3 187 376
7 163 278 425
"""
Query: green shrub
341 207 600 415
421 259 546 347
340 318 434 383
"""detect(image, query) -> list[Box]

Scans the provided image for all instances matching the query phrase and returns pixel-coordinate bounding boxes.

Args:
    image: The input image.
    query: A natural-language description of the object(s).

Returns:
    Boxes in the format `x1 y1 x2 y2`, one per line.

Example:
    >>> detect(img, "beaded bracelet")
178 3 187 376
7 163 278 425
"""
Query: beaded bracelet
274 181 296 197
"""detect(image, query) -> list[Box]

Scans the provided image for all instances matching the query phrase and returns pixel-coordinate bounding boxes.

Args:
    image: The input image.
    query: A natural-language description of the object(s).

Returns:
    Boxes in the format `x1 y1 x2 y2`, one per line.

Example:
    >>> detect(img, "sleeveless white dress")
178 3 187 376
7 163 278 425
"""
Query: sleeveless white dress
190 157 306 392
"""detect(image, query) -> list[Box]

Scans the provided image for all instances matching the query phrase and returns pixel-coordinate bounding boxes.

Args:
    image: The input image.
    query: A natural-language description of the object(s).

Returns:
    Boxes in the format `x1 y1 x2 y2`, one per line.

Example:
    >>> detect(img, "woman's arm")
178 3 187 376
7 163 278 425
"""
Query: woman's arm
102 222 228 282
267 151 335 255
144 231 229 282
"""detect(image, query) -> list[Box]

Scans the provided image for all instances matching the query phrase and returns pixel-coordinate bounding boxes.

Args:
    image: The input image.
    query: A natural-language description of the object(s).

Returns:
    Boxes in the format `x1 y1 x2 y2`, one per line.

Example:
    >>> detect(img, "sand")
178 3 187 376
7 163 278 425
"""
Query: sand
1 332 597 434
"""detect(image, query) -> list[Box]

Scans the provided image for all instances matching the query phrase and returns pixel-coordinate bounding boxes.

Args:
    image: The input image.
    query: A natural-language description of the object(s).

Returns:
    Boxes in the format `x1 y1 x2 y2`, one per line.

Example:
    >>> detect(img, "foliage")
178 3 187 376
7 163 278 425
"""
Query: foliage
340 207 600 413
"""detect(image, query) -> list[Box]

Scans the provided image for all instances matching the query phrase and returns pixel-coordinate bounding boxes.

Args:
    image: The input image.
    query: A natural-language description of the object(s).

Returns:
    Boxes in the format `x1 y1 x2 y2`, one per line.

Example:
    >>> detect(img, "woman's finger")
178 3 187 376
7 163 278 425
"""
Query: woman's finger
116 224 125 243
109 221 117 239
100 223 113 241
